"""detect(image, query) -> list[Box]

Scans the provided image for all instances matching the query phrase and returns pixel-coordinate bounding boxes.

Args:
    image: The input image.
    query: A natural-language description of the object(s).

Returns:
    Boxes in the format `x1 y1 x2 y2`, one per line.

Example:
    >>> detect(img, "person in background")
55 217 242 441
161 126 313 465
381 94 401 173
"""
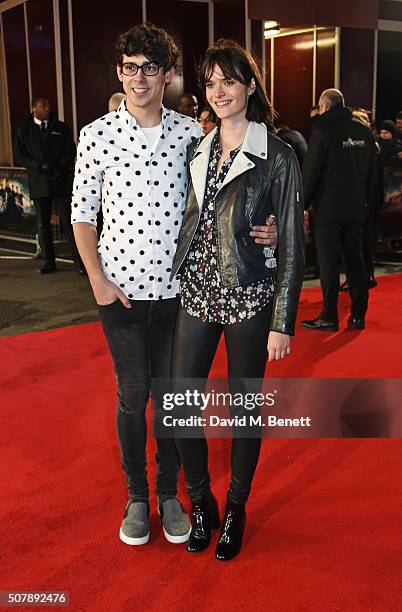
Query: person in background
340 109 382 292
353 108 371 127
377 120 402 168
275 123 307 168
310 105 320 118
198 107 216 135
14 97 84 274
302 88 378 332
395 110 402 147
305 106 322 276
178 92 199 118
108 92 126 112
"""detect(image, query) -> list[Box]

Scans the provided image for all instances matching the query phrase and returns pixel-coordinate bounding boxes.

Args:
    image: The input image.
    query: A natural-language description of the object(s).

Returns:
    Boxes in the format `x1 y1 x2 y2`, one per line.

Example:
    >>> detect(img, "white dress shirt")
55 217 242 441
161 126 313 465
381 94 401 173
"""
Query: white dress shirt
72 100 202 300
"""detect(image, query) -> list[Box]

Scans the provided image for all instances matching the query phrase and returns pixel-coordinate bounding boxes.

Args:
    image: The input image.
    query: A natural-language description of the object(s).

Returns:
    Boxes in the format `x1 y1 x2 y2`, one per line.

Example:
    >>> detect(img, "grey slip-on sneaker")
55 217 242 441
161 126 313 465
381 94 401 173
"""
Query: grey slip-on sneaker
119 501 150 546
158 498 191 544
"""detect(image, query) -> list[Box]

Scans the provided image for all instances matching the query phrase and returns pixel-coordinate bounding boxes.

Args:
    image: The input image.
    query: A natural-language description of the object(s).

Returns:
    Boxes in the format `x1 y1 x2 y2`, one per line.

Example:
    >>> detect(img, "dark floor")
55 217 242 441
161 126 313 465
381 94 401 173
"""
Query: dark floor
1 238 401 337
0 248 97 337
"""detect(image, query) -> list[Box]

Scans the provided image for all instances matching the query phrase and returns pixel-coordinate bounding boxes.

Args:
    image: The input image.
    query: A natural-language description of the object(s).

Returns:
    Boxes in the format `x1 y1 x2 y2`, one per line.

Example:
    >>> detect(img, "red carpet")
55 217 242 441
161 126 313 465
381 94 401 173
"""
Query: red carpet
1 274 402 611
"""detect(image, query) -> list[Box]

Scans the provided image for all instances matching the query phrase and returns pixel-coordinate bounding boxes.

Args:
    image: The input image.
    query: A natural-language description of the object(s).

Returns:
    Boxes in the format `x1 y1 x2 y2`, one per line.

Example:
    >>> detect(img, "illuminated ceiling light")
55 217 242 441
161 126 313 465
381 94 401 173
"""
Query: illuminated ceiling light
264 21 280 38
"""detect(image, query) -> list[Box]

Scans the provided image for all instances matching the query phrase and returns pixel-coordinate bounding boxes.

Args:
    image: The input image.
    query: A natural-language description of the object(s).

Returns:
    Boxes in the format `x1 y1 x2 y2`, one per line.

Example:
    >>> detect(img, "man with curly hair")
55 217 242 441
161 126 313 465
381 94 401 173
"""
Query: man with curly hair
72 23 275 547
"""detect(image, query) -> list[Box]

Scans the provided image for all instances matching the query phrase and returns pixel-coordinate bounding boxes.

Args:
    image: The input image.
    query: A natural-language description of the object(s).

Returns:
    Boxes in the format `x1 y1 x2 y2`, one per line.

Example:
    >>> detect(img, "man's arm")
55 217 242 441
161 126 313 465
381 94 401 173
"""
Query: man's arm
72 222 130 307
14 126 41 170
71 126 130 308
302 128 325 208
56 123 76 170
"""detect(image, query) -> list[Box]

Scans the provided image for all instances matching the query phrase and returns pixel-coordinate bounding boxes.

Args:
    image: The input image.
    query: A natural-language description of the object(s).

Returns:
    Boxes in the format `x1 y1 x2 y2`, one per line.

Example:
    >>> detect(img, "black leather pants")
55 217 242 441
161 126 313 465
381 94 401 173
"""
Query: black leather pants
172 303 272 505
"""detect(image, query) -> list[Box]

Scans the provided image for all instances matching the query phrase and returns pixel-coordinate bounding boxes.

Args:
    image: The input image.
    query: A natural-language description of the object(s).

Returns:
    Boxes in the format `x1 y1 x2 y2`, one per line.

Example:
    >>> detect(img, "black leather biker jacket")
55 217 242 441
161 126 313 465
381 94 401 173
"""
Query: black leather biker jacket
170 121 305 335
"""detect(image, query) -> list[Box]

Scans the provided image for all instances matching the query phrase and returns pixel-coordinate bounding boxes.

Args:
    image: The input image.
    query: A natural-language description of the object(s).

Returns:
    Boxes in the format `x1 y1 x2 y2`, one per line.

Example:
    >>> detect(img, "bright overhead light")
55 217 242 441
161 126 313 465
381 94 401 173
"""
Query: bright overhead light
264 21 279 29
264 20 280 38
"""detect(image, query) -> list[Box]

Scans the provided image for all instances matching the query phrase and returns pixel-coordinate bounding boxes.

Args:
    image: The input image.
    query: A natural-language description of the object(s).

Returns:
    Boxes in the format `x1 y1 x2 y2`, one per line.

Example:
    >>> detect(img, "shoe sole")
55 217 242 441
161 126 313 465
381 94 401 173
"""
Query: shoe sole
302 324 339 332
157 507 192 544
119 528 150 546
162 525 191 544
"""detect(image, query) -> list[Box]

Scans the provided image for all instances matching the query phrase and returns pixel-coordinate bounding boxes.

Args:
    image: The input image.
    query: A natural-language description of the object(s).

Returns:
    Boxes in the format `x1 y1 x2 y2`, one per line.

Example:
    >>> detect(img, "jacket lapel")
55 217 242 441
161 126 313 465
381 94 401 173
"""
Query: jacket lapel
189 122 268 204
189 128 216 208
217 122 268 193
217 151 255 193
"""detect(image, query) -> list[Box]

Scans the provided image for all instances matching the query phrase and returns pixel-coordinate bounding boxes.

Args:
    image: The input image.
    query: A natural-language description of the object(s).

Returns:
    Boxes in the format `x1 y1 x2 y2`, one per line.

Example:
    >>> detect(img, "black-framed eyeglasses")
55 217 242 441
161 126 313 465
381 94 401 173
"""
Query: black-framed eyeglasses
121 62 160 77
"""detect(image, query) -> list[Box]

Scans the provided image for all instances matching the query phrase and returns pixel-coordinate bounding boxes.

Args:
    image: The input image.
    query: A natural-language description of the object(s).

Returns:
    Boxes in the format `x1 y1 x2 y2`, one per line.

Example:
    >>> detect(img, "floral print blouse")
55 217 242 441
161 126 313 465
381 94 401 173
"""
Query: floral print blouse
180 131 274 324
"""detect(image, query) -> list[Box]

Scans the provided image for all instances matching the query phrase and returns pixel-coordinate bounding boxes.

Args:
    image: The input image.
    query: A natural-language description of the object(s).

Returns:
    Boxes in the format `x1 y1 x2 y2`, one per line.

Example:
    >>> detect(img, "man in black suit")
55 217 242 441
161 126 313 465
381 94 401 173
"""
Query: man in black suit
14 97 84 274
301 89 378 331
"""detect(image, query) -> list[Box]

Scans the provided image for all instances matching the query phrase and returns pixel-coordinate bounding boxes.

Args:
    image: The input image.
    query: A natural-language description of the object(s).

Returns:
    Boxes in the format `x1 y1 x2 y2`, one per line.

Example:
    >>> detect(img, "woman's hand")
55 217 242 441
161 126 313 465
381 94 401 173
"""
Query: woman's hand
267 331 291 362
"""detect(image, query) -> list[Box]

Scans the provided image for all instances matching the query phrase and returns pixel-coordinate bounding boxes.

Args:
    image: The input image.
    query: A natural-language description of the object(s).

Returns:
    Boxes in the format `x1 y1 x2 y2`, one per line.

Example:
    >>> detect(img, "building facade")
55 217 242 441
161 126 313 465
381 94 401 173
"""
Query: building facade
1 0 402 164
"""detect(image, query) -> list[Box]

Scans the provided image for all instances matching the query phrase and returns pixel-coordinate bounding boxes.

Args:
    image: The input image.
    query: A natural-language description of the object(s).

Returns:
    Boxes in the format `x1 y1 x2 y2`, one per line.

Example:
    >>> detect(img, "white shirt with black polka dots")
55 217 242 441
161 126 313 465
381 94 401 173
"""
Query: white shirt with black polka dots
71 100 202 300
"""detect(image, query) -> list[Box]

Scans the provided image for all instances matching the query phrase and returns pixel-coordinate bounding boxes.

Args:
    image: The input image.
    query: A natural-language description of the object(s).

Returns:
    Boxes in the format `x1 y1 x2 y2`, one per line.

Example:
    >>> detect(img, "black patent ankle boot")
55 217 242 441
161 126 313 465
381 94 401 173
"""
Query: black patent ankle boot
187 492 220 553
215 497 246 561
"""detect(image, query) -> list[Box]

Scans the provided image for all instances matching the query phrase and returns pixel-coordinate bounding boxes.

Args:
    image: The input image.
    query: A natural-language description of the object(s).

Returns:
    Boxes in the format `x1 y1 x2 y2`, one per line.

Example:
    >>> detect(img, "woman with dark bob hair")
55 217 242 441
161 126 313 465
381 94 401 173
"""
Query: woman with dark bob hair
170 39 305 560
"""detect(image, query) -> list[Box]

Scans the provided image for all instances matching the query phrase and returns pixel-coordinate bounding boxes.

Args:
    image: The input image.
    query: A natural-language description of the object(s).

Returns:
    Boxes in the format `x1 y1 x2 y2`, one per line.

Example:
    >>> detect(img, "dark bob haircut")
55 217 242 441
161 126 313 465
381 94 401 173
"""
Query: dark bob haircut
198 39 273 125
115 23 179 72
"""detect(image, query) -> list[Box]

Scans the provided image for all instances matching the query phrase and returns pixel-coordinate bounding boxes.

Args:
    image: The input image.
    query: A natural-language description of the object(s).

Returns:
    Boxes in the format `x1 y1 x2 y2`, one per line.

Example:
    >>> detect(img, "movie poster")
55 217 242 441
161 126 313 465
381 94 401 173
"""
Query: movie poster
0 167 37 238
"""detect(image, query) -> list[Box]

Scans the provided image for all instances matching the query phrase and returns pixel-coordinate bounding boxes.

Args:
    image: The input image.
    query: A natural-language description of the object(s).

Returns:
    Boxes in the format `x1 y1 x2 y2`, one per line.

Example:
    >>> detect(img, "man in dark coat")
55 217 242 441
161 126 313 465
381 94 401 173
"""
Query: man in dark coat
14 97 84 273
301 89 378 331
275 124 308 168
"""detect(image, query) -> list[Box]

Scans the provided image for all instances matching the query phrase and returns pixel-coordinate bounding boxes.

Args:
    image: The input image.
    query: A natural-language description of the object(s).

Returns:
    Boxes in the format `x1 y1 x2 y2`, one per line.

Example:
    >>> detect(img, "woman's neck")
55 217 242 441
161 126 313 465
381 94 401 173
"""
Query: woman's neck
219 117 250 151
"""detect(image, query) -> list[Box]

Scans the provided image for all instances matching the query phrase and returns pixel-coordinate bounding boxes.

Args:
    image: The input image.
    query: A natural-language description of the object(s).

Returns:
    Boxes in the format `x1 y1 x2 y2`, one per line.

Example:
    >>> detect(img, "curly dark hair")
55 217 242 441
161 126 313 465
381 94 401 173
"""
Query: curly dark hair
115 23 179 72
198 39 273 125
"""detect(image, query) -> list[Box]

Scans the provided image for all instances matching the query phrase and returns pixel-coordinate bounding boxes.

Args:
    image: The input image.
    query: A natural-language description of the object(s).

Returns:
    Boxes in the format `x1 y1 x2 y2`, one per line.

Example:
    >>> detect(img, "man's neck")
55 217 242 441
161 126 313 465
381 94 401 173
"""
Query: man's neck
125 100 162 128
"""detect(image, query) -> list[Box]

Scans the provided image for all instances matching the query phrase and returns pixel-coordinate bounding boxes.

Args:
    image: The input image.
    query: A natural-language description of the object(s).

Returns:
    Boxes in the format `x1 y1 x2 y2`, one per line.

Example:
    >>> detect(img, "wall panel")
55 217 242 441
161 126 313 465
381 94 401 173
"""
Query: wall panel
315 28 336 103
2 4 30 144
26 0 57 113
59 0 73 130
248 0 380 29
340 28 374 111
376 30 402 123
273 32 314 134
72 0 142 130
214 0 245 46
147 0 209 110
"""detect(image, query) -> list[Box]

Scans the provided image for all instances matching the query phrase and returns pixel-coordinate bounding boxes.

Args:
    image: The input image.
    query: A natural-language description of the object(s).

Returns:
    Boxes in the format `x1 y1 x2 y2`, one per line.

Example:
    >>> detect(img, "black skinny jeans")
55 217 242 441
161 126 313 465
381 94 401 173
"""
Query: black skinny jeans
98 297 181 504
172 303 272 505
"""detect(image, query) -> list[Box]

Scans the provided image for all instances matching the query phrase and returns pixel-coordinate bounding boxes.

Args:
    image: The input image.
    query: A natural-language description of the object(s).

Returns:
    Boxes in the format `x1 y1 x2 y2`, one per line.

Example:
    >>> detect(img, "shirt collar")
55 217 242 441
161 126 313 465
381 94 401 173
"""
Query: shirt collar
117 98 171 135
33 116 46 127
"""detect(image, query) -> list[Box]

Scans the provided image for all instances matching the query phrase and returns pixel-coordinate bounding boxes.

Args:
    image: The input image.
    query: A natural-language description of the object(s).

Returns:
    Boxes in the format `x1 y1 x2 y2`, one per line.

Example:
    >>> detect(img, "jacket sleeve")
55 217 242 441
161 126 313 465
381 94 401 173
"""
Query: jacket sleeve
302 128 325 208
14 126 41 171
55 123 76 171
269 148 305 336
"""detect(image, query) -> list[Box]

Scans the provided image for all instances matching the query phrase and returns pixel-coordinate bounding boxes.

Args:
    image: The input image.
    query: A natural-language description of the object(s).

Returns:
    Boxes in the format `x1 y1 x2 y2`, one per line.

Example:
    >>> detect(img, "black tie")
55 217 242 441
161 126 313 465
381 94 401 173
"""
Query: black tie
41 121 47 132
